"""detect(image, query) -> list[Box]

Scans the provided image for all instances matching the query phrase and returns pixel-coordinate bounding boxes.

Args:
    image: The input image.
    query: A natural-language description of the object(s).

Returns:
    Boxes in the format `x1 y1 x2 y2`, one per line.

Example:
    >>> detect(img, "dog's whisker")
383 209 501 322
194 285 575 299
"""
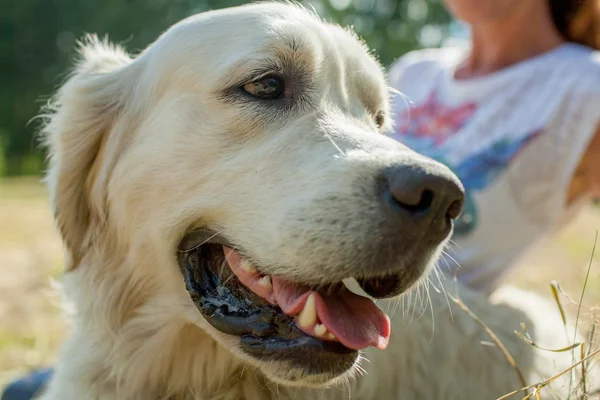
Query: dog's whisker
399 294 405 319
420 282 426 306
208 263 243 295
389 296 402 319
386 297 395 318
439 252 453 272
177 229 225 253
403 291 412 322
324 132 346 156
407 286 419 327
433 264 454 321
423 279 436 343
418 281 426 311
401 294 408 320
388 86 414 126
428 275 442 294
417 277 430 318
446 238 462 252
394 296 404 315
440 249 462 272
354 364 367 378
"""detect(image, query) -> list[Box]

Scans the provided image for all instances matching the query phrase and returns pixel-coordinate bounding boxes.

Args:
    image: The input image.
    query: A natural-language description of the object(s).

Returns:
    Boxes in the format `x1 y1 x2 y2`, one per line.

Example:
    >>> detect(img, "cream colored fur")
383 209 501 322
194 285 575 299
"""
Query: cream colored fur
38 2 595 399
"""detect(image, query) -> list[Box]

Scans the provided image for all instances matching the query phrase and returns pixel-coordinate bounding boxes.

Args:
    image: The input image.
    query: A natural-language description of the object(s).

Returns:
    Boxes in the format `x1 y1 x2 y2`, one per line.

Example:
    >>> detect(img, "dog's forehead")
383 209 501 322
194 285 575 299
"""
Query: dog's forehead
164 4 327 54
144 3 388 115
159 4 386 84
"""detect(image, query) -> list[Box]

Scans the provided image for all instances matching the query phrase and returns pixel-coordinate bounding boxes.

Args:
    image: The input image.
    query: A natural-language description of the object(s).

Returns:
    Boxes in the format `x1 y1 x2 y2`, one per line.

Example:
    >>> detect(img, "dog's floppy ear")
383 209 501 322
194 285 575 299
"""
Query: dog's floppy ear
42 35 138 270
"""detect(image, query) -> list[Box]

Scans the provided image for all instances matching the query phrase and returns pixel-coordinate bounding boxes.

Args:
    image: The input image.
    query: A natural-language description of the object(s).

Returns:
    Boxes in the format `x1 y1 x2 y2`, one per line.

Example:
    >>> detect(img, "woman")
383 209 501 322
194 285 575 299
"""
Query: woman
388 0 600 293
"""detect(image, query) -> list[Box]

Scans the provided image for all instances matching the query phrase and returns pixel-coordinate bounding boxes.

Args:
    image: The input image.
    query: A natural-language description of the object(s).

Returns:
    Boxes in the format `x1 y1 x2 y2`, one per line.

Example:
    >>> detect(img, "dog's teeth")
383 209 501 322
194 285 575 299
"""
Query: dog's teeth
241 260 257 274
298 293 317 329
326 332 336 340
314 324 327 337
258 275 272 289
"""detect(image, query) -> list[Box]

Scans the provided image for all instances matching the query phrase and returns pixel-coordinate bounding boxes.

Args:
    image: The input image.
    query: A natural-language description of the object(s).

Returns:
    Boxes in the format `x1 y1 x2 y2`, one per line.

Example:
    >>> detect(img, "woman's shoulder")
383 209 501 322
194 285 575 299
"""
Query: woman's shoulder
558 43 600 64
555 44 600 90
387 46 466 87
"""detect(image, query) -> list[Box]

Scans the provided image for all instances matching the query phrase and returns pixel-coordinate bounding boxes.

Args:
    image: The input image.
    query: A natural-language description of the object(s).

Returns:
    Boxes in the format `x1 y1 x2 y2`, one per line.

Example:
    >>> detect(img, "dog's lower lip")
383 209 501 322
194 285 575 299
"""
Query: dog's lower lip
240 334 355 354
240 335 358 377
240 334 356 362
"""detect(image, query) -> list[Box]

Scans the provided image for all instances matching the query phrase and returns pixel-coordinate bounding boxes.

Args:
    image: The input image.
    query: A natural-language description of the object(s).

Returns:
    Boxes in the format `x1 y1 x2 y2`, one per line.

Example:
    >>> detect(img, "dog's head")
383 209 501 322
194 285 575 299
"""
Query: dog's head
43 2 463 389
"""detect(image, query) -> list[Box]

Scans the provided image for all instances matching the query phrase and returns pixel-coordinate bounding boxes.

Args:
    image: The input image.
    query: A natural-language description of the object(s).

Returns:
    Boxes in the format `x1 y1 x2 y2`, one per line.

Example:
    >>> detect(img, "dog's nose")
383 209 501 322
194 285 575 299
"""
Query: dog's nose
382 162 465 236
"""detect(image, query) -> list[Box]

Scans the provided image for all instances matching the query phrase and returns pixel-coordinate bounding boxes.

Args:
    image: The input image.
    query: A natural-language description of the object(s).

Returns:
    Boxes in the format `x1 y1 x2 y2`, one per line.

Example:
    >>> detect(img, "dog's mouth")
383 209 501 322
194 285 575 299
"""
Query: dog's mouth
177 229 409 377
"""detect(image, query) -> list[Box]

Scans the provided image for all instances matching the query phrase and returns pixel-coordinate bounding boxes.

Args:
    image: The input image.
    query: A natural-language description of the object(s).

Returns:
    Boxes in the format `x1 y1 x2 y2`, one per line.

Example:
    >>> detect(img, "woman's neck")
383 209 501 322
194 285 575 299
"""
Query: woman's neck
456 3 566 79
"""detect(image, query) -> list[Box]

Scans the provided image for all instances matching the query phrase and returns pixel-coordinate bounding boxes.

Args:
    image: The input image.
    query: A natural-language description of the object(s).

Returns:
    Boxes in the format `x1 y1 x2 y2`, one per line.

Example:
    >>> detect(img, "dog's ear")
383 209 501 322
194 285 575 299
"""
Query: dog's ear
42 35 138 271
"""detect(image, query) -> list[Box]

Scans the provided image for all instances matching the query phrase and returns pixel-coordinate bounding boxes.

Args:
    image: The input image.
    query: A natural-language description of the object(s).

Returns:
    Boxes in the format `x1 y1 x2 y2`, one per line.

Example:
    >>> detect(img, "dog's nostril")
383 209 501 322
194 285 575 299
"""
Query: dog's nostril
392 188 434 214
446 199 464 220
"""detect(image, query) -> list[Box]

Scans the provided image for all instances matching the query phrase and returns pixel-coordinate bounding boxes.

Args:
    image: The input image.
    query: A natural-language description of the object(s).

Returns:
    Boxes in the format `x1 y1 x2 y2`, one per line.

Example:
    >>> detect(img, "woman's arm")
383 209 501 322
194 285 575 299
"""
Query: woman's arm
568 125 600 204
587 126 600 200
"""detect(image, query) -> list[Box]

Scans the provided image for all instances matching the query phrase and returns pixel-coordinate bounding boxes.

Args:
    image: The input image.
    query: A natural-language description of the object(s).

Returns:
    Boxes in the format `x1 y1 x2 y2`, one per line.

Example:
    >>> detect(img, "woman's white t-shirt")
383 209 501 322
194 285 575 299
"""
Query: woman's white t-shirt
387 43 600 293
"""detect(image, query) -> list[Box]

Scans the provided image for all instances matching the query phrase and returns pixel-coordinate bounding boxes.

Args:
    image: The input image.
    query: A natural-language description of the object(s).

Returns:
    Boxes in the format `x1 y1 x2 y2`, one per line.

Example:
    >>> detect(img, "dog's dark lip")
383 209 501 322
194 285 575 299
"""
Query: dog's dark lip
177 235 359 375
240 335 357 377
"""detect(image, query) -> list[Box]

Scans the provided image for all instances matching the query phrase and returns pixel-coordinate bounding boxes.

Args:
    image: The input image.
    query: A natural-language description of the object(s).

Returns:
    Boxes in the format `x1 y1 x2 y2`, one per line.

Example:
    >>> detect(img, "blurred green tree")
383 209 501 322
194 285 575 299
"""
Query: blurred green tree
0 0 452 176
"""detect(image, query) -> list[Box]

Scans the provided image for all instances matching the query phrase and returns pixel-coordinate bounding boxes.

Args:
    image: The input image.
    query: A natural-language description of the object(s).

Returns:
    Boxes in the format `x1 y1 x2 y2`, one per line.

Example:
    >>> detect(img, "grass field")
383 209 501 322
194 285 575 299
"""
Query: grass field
1 177 600 392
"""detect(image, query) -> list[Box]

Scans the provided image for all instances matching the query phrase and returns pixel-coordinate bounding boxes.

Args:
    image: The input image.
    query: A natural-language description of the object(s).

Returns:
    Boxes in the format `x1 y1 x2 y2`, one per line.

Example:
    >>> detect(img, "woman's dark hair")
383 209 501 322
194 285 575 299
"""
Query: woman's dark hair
549 0 599 49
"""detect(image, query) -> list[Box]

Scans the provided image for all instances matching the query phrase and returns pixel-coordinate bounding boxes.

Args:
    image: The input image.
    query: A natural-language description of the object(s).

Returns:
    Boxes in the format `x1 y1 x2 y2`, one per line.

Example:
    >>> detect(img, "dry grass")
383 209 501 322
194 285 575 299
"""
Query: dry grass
1 177 600 395
0 178 67 389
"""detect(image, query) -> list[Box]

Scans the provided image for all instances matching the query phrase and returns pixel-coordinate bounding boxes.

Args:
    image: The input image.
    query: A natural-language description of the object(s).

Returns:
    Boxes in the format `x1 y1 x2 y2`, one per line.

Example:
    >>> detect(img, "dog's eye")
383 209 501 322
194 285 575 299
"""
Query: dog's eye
375 111 385 128
242 76 285 99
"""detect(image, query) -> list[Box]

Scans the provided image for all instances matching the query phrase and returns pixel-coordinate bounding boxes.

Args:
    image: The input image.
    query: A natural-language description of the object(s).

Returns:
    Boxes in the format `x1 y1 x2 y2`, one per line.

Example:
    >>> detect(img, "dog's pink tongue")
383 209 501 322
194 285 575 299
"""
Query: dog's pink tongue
272 277 391 351
223 246 390 350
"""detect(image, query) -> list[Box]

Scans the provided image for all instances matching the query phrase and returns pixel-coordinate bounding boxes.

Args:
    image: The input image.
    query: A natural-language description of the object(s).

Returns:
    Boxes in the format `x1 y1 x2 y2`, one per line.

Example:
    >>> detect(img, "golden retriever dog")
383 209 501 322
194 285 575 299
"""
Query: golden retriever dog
37 2 593 399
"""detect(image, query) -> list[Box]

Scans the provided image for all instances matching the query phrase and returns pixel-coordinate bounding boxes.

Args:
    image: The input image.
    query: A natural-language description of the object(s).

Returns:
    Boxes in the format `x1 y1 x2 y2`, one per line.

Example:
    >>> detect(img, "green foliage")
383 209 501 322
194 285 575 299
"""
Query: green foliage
0 0 452 176
0 134 6 177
